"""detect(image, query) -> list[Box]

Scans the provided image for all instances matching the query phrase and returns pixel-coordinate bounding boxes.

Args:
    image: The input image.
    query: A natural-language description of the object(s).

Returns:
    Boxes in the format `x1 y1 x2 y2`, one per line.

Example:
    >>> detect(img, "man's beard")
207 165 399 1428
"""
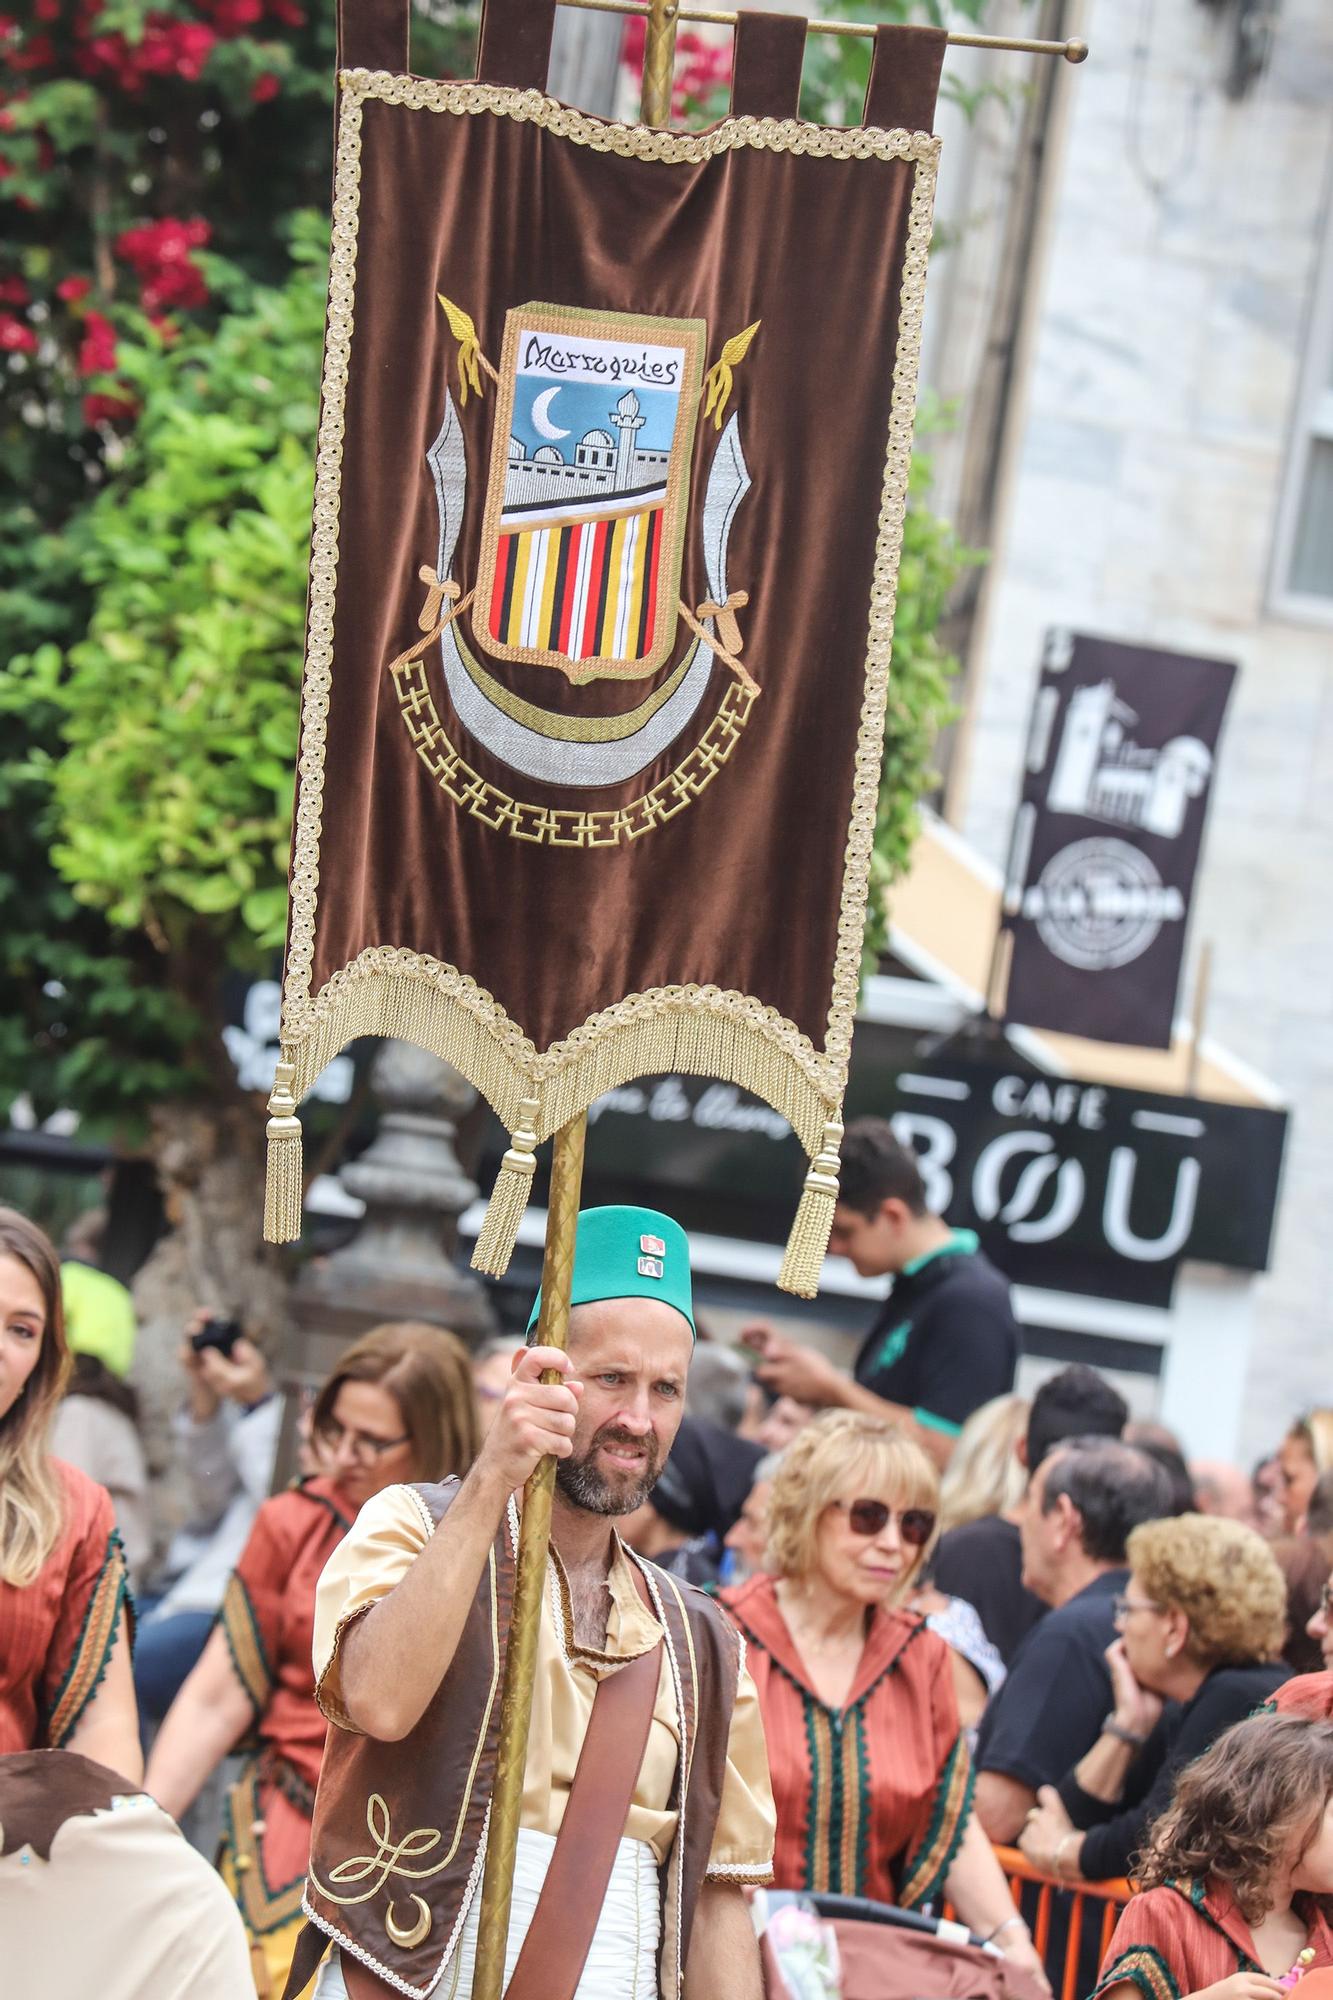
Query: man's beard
555 1422 662 1516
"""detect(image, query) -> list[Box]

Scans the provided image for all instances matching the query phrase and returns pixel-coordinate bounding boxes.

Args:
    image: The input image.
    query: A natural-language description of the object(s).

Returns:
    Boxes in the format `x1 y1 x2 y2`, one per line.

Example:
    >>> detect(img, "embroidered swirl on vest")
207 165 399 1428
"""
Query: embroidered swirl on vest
309 1791 452 1904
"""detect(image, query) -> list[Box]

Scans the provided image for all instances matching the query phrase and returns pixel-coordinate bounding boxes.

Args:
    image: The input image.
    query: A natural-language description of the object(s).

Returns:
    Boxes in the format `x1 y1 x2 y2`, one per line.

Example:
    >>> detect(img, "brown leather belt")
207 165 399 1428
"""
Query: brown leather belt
338 1557 663 2000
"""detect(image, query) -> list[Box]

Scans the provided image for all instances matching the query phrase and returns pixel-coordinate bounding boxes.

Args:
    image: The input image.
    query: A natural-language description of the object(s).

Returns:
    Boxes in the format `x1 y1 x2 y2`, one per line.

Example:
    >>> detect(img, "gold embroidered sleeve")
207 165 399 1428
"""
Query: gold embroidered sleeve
704 1652 777 1884
312 1482 434 1730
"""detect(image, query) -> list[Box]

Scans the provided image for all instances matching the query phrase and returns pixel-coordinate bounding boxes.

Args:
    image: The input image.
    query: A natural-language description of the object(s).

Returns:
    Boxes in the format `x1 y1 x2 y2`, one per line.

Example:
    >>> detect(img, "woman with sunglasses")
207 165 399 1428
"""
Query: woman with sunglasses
1019 1513 1287 1885
146 1321 479 1998
723 1410 1047 1987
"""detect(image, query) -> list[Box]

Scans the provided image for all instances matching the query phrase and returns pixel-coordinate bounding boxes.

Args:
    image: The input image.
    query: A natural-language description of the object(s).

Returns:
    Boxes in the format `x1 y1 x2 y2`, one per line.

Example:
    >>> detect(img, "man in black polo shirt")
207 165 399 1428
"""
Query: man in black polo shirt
933 1364 1130 1664
973 1436 1173 1844
742 1118 1020 1467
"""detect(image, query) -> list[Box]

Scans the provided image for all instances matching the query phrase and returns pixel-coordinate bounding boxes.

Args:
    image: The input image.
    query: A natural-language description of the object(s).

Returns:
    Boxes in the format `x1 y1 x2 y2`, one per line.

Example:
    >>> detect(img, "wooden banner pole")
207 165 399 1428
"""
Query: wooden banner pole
471 1111 588 2000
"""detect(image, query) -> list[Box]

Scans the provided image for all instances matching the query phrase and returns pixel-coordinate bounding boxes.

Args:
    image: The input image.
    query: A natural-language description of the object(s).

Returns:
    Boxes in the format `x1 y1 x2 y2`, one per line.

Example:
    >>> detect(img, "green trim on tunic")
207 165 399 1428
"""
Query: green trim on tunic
45 1526 132 1748
1092 1944 1184 2000
220 1570 274 1715
897 1731 974 1910
222 1763 309 1936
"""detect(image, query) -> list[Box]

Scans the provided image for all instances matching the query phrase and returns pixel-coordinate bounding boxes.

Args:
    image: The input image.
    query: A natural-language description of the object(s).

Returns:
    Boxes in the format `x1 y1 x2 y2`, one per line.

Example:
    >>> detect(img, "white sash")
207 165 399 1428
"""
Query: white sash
313 1828 662 2000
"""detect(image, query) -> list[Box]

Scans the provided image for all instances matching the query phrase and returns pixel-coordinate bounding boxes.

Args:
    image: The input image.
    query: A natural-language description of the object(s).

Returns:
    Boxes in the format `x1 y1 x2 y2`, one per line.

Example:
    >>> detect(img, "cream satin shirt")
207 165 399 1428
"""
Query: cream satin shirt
312 1483 775 1876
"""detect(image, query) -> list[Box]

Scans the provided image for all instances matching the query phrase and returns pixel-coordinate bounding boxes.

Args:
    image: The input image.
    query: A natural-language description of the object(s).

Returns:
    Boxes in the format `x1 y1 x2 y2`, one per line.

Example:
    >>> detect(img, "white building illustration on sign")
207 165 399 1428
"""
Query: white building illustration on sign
502 389 671 521
1046 682 1213 841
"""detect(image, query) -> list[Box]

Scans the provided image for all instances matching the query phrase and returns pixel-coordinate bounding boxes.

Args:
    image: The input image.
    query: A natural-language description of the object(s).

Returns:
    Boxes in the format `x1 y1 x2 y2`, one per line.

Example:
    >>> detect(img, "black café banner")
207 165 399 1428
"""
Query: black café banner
999 630 1237 1050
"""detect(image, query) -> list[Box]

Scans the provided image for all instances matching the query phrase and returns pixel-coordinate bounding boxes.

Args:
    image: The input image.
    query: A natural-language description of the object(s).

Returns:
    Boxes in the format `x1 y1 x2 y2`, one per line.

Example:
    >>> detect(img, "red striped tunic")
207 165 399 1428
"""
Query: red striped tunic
722 1572 973 1912
0 1458 130 1753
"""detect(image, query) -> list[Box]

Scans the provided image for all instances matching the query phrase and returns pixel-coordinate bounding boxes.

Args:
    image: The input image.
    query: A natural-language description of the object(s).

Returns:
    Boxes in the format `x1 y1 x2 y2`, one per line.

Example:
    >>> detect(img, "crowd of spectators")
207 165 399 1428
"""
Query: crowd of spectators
5 1156 1333 2000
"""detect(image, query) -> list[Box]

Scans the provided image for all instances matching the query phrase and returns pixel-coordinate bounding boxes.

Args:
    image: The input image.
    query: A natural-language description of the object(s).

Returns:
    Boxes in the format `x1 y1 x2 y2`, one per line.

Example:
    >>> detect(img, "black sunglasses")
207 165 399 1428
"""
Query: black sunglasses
831 1498 936 1546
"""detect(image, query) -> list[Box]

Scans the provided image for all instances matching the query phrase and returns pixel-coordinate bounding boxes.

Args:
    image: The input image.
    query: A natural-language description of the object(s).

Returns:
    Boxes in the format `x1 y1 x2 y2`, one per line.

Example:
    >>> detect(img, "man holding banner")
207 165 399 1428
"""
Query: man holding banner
287 1208 774 2000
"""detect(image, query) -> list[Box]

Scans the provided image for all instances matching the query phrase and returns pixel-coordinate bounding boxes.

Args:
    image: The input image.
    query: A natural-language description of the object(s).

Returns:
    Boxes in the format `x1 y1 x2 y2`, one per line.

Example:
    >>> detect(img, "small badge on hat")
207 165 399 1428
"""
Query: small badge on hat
640 1235 666 1257
637 1255 664 1280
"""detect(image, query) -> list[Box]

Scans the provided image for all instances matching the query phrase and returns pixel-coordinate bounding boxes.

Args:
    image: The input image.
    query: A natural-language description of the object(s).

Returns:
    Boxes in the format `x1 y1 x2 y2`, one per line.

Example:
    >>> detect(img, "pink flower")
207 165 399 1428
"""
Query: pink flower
250 70 279 102
207 0 261 30
56 274 92 301
78 308 117 374
0 274 28 303
82 389 137 424
0 311 36 351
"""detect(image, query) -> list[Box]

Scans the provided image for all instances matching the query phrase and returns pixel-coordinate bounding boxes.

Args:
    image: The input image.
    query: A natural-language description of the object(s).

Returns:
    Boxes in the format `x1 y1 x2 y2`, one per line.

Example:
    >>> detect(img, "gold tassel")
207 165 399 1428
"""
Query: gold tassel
471 1095 541 1277
263 1059 303 1244
701 320 761 429
777 1117 844 1299
436 293 498 406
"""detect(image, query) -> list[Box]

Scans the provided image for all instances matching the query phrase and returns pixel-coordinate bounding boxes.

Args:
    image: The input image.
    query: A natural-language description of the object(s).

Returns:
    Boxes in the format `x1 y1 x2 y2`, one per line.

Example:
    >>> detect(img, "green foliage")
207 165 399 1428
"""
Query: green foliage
2 223 327 1127
797 0 1014 125
866 411 979 972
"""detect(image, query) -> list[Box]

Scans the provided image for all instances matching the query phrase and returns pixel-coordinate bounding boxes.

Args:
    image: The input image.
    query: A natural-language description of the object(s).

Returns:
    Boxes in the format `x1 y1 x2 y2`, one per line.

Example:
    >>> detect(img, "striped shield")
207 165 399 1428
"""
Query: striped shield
476 304 706 684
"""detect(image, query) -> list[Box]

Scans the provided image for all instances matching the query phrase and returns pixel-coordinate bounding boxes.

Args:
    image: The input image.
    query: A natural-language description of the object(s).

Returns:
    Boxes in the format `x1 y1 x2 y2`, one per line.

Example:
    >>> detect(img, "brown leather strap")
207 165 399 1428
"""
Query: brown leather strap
475 0 559 90
730 11 807 120
862 22 947 134
336 0 409 75
503 1561 663 2000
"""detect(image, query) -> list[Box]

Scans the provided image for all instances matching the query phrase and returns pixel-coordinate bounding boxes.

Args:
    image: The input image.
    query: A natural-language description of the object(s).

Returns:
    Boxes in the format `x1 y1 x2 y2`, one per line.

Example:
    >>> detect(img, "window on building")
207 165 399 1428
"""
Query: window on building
1272 193 1333 622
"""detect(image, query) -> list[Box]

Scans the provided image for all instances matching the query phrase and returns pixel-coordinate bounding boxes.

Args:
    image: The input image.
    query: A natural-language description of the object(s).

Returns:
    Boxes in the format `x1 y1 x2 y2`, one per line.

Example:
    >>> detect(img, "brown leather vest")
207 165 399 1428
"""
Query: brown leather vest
298 1481 740 1999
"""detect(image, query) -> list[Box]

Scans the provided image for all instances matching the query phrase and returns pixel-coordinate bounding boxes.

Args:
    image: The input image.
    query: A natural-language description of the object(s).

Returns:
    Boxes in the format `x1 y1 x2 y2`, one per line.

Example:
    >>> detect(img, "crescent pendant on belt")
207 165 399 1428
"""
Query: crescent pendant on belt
385 1893 432 1948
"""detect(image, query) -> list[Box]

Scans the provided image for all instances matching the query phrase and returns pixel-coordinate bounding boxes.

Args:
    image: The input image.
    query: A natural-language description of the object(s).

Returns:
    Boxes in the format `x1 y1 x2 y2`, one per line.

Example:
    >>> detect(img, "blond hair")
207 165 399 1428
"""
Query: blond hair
764 1408 939 1589
0 1210 70 1587
1126 1512 1286 1667
1288 1410 1333 1477
939 1393 1029 1533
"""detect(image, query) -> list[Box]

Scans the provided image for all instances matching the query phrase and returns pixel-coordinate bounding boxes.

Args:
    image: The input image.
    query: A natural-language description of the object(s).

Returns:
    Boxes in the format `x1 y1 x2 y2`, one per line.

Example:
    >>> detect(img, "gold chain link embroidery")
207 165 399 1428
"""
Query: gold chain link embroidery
393 655 754 845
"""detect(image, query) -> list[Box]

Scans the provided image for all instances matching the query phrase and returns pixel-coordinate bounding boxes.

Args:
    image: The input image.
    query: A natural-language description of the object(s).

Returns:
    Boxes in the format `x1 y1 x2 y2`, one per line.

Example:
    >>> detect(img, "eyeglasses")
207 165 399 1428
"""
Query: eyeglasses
316 1419 411 1463
1319 1583 1333 1617
830 1498 936 1546
1112 1593 1164 1623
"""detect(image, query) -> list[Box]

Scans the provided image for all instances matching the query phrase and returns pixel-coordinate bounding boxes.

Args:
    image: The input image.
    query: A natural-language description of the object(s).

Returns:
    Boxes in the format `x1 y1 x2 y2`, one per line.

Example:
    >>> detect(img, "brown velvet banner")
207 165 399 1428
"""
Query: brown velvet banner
265 0 947 1295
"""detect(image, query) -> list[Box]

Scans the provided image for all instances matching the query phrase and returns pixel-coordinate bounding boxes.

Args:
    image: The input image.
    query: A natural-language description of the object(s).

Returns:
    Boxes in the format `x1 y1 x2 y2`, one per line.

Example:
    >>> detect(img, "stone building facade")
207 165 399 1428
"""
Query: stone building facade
926 0 1333 1456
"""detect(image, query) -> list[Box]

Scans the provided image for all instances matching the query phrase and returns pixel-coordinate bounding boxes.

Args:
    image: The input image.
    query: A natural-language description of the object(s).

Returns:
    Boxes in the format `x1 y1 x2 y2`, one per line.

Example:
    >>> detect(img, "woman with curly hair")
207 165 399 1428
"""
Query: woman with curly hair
1093 1714 1333 2000
722 1410 1049 1991
1020 1513 1288 1884
0 1207 139 1776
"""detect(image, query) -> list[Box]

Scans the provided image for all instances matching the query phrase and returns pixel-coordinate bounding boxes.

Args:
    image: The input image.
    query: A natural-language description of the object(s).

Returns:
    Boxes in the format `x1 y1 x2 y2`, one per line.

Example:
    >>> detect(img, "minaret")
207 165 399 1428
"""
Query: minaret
609 389 645 492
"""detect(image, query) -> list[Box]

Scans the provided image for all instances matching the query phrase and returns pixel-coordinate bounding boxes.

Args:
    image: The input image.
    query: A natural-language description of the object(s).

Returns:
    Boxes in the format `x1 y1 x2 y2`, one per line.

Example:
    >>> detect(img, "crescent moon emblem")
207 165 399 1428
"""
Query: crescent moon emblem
530 385 570 440
385 1894 432 1948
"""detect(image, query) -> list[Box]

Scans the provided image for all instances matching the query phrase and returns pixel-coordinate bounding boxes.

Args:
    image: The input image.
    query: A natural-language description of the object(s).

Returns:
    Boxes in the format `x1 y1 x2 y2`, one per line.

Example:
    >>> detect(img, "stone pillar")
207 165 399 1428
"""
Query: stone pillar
279 1041 496 1475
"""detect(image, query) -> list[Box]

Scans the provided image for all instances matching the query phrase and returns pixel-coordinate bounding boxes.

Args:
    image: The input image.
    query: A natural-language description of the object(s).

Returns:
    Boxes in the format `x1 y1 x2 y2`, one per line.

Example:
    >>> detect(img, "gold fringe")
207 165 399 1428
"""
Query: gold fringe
777 1116 844 1299
262 1059 304 1244
281 954 839 1158
471 1096 541 1276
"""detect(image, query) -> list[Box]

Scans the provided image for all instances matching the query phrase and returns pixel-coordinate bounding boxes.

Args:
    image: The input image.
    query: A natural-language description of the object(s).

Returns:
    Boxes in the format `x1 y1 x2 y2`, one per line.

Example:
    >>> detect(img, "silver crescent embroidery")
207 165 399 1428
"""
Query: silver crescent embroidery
425 398 751 789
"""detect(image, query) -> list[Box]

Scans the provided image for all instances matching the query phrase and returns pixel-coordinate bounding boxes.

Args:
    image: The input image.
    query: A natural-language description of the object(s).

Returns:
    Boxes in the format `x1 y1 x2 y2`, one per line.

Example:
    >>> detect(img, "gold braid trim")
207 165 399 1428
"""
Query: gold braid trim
276 76 941 1287
337 71 941 169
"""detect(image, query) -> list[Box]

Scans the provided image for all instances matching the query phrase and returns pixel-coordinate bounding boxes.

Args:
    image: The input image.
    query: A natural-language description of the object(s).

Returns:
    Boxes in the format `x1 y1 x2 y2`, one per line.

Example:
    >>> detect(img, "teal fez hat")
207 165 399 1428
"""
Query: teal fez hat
526 1205 695 1340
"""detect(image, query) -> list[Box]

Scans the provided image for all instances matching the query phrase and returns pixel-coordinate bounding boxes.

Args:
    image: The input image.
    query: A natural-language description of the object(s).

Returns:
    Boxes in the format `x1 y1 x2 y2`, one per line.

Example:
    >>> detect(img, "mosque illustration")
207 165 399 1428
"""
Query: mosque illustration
500 388 671 526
